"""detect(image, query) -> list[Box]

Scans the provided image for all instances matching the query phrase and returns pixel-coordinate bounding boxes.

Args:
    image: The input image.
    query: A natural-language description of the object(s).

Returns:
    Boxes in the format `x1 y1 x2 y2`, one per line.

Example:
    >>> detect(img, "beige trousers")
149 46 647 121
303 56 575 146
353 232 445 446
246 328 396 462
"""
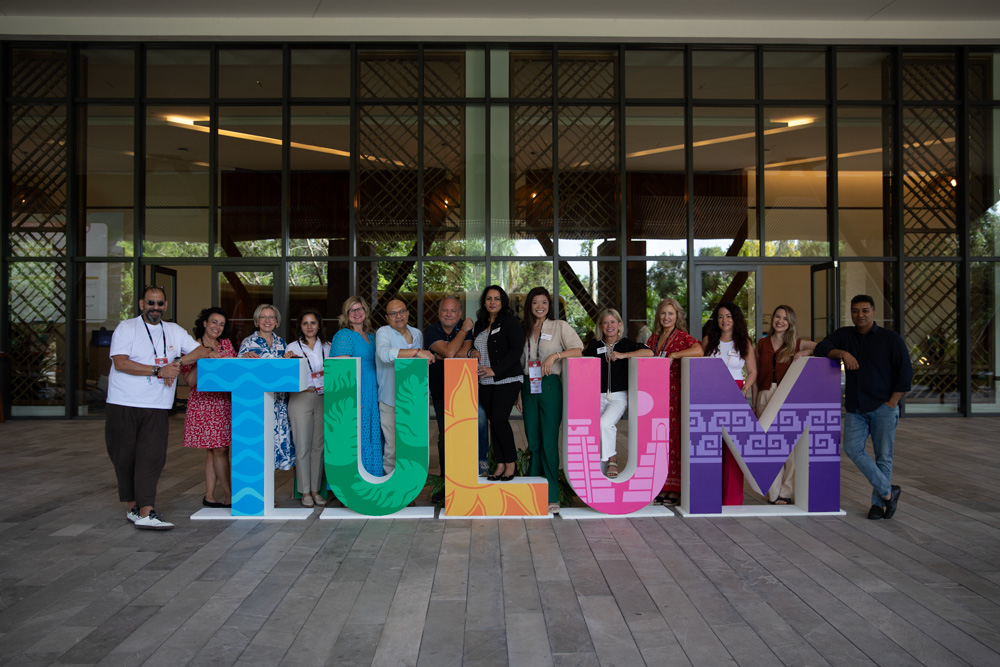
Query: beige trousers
756 383 796 502
288 390 324 493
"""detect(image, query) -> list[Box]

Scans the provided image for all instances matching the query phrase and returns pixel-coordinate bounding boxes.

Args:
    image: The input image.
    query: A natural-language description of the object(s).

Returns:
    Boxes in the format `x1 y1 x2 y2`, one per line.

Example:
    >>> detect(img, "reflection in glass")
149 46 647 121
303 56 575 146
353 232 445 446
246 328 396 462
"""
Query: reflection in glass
355 260 449 330
217 271 275 349
558 105 619 257
763 50 825 100
12 47 67 98
424 50 468 98
11 105 67 258
625 50 683 99
838 107 892 257
425 105 485 256
491 260 555 320
358 50 418 98
626 107 686 256
291 49 349 98
146 106 208 257
511 50 553 99
692 49 754 99
219 49 282 98
970 108 1000 257
79 49 134 98
839 261 895 329
82 106 134 258
559 260 621 341
903 107 957 256
289 261 347 337
763 108 828 257
903 52 956 101
422 261 486 329
357 105 419 258
969 52 1000 102
147 49 209 98
75 262 133 415
971 262 1000 412
558 50 616 99
632 260 686 341
837 50 892 101
697 267 755 341
290 106 350 257
217 106 283 257
502 105 553 256
9 262 67 416
904 261 959 412
693 107 757 257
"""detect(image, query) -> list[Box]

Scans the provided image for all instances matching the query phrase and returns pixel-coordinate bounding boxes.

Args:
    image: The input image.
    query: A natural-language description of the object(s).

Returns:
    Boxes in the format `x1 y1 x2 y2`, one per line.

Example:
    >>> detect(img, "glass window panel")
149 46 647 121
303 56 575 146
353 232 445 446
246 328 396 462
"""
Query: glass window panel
11 105 67 257
693 49 754 100
422 261 486 328
692 107 757 257
9 262 67 416
558 260 621 340
217 106 283 258
839 261 895 329
499 105 553 256
217 270 275 347
219 49 282 98
354 260 425 329
74 262 133 416
511 50 553 99
490 260 555 322
971 261 1000 412
291 49 350 98
625 49 683 99
631 259 686 341
12 47 67 98
697 267 757 341
558 105 619 257
358 50 418 98
357 105 418 258
289 260 348 337
763 107 828 257
836 50 892 101
970 108 1000 258
902 52 956 101
145 106 209 257
425 105 485 257
559 50 616 99
81 106 134 259
424 50 468 98
903 107 957 256
626 107 686 256
79 48 134 98
146 49 209 98
904 261 959 413
290 106 350 257
969 51 1000 102
763 49 825 100
838 107 893 257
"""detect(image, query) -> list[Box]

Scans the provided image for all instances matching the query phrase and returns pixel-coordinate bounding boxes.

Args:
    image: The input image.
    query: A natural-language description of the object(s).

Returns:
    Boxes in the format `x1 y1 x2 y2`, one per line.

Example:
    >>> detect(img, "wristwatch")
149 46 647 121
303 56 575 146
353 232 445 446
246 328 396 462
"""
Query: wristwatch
152 365 160 377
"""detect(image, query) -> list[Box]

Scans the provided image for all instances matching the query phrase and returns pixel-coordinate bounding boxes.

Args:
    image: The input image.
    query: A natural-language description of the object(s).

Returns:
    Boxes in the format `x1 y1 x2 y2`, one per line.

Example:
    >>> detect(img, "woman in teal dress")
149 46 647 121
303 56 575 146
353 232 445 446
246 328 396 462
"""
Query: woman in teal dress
330 296 384 477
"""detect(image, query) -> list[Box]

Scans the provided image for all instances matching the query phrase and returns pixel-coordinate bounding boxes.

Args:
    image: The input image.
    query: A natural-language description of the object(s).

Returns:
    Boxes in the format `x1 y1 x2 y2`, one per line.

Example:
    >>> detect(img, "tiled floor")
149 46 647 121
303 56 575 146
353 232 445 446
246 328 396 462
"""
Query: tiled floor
0 415 998 666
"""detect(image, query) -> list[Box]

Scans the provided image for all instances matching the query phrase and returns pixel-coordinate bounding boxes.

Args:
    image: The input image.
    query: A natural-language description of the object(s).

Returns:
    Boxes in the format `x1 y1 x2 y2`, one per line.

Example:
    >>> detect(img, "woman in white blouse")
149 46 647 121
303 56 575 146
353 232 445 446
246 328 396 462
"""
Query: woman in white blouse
286 308 331 507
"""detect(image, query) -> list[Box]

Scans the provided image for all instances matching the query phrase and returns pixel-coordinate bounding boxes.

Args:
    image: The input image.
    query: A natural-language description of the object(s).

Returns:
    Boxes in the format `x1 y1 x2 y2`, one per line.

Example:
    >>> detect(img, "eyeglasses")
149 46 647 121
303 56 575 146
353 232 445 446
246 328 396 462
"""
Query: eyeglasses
388 309 408 318
348 307 365 315
145 300 165 307
259 315 277 321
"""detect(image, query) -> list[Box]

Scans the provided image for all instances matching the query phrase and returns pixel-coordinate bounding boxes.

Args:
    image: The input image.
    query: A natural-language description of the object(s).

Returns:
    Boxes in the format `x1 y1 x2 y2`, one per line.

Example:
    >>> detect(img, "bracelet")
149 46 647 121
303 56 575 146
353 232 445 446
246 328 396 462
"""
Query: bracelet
556 352 561 360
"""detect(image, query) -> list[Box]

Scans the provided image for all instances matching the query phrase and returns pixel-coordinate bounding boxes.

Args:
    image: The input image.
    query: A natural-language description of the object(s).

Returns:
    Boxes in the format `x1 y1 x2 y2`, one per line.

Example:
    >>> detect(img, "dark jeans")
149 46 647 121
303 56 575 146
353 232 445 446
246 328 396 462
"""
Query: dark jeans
105 403 169 508
480 381 522 465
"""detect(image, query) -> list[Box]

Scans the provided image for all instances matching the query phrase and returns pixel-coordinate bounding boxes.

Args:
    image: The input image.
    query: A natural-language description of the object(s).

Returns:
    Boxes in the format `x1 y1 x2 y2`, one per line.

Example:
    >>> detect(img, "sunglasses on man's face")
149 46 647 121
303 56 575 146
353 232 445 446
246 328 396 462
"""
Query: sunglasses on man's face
146 300 165 307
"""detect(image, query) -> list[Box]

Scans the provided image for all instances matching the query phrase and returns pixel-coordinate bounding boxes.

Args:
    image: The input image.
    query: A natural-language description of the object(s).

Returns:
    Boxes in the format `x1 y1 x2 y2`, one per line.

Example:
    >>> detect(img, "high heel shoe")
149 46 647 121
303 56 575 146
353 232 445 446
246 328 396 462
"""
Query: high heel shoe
487 466 505 481
499 464 516 481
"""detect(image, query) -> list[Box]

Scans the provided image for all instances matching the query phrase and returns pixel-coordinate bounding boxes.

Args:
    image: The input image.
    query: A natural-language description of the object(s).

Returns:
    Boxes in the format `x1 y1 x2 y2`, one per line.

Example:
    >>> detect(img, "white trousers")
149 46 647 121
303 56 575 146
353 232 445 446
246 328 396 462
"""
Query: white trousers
599 391 628 462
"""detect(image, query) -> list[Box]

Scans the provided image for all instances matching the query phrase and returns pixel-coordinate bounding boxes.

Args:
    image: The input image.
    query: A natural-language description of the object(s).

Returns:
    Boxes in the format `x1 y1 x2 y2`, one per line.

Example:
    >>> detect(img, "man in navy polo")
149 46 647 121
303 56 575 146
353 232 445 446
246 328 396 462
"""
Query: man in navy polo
815 294 913 520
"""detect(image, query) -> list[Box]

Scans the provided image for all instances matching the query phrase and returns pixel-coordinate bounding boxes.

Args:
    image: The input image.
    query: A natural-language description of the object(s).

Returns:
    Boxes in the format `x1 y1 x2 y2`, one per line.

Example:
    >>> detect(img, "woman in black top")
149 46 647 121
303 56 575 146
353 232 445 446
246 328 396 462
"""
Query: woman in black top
470 285 525 481
582 308 653 478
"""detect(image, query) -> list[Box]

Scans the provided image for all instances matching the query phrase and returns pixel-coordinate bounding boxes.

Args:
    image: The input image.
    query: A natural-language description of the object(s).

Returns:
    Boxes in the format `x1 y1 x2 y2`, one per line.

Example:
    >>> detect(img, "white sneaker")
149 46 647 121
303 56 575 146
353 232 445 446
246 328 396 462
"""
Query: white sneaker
126 506 140 523
134 510 174 531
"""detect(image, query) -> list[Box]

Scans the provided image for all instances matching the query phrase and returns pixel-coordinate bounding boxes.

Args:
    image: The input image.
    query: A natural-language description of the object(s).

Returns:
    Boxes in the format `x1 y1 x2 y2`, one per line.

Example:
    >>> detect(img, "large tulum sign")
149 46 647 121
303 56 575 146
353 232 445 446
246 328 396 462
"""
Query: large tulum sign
193 355 843 519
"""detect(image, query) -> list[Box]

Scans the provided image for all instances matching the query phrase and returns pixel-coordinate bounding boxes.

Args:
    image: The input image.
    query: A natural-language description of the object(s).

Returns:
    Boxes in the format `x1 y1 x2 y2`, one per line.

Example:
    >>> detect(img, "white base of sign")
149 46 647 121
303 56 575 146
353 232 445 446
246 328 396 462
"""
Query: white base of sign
319 506 436 520
559 505 676 520
439 508 554 520
675 505 846 518
191 507 315 520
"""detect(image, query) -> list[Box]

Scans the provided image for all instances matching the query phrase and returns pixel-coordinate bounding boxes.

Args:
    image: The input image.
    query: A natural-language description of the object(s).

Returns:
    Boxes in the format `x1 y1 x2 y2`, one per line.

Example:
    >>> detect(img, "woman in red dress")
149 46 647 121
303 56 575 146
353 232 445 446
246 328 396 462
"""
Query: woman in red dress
182 307 237 508
645 297 703 505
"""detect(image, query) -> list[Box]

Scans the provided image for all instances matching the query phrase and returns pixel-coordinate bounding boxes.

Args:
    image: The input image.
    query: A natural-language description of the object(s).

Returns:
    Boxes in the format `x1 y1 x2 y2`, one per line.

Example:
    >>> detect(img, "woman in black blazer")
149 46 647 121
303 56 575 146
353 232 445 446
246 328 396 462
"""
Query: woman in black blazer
469 285 525 481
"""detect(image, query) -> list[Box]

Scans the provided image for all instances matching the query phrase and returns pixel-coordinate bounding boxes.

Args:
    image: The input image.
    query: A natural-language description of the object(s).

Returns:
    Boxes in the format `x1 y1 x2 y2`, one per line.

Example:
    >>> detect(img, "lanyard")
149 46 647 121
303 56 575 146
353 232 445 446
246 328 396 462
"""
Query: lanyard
143 319 166 359
656 329 677 358
299 338 316 374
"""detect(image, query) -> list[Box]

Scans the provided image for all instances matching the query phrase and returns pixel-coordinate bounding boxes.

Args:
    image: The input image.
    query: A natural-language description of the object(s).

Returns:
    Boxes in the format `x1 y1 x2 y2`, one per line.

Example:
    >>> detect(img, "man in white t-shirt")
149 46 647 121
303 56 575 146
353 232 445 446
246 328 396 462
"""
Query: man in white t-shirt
105 286 211 530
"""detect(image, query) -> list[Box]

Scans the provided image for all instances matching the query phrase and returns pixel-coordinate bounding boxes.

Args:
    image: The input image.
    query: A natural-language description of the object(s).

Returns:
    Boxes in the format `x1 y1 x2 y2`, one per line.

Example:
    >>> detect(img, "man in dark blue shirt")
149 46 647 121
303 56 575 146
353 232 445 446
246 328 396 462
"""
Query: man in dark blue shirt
815 294 913 520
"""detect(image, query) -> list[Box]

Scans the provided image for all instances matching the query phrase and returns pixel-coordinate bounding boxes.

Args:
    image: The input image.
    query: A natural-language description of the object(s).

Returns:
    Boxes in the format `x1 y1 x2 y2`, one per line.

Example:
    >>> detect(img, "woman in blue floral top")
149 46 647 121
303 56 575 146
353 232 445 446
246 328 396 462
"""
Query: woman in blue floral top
238 304 297 471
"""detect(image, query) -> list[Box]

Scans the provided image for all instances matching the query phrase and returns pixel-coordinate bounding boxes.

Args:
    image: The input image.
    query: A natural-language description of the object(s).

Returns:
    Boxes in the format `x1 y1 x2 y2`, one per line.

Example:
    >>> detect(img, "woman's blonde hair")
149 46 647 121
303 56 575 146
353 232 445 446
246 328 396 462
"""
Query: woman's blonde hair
253 303 281 327
594 308 624 342
338 296 372 332
767 304 799 364
653 297 687 337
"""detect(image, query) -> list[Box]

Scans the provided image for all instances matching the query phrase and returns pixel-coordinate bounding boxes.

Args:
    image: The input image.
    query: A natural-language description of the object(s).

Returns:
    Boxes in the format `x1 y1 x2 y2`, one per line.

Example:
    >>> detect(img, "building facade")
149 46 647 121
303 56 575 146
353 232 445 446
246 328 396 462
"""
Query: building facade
2 43 998 418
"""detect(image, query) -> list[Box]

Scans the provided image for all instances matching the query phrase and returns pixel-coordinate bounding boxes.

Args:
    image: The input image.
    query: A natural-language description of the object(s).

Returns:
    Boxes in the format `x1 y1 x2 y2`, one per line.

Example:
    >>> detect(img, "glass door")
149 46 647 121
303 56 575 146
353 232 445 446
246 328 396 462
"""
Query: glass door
810 261 838 339
693 265 761 341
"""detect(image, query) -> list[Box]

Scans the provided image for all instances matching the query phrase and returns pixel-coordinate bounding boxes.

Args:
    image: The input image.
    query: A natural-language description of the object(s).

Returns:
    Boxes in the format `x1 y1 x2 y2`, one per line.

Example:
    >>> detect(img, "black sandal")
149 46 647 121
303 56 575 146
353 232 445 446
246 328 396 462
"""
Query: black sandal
770 497 792 505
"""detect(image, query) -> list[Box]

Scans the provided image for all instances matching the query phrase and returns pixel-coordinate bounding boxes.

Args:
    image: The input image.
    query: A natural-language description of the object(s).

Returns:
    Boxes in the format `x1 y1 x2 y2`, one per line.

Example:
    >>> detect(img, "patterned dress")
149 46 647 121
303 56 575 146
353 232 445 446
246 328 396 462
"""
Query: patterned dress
238 331 295 471
330 328 384 477
647 327 700 494
181 338 236 449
